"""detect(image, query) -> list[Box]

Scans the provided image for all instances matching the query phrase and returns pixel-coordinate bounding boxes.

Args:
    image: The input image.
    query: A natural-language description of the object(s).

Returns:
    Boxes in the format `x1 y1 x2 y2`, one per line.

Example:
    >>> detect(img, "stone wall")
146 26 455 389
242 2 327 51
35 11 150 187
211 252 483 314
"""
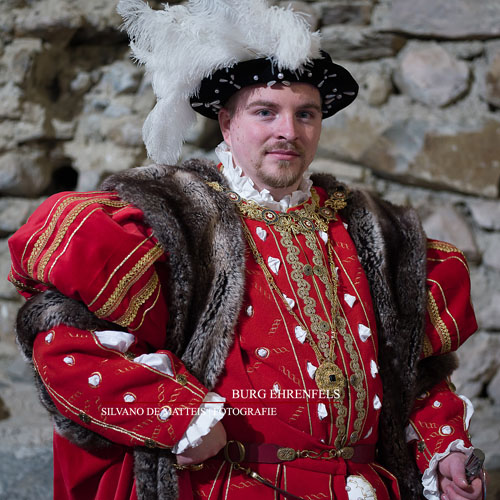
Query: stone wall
0 0 499 498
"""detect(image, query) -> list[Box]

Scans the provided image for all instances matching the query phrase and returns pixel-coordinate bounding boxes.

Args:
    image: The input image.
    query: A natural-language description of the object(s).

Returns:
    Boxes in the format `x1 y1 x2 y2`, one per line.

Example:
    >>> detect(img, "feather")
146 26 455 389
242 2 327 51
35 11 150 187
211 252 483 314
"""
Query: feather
116 0 322 164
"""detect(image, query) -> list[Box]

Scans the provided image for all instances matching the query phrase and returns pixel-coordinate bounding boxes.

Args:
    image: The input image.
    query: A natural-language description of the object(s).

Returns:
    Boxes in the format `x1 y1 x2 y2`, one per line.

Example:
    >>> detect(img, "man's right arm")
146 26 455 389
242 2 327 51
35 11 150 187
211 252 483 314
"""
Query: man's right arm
9 190 225 452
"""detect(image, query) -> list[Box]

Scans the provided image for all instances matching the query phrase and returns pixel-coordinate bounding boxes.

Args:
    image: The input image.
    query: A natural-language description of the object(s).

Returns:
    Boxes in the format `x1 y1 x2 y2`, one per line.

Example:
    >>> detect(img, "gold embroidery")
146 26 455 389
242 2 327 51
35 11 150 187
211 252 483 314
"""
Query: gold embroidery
239 190 368 448
46 207 105 283
209 181 348 234
89 235 154 308
128 281 162 332
422 334 433 358
426 290 452 353
115 272 160 327
33 358 172 448
428 278 460 346
27 194 90 276
8 270 40 294
427 240 466 259
34 198 129 282
427 255 470 273
94 244 164 319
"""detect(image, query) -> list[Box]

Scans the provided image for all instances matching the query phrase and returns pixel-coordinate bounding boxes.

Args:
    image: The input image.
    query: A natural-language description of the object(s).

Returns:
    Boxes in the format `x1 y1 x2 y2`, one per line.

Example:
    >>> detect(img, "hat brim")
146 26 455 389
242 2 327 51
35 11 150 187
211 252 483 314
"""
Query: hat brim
190 50 358 120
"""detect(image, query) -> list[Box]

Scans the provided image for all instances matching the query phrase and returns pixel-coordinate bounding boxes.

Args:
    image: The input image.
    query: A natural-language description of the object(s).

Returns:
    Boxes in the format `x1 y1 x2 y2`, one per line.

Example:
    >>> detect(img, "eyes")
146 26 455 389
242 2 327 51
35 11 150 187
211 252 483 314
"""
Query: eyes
255 109 317 120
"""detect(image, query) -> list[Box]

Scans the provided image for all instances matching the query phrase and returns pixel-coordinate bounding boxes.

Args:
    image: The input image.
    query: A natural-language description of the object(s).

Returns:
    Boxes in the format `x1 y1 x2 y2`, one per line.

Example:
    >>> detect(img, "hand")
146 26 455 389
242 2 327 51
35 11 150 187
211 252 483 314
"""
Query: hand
176 421 227 466
438 451 483 500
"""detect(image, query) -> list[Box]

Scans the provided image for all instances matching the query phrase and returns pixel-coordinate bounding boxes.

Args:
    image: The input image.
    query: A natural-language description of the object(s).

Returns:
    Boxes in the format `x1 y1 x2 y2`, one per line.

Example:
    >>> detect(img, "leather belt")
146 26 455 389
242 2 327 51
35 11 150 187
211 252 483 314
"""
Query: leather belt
213 440 376 500
220 440 376 465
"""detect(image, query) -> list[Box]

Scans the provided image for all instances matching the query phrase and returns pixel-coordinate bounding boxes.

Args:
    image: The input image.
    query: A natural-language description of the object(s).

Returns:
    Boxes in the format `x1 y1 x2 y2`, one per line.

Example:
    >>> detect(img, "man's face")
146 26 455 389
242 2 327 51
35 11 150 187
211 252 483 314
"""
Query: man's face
218 82 323 199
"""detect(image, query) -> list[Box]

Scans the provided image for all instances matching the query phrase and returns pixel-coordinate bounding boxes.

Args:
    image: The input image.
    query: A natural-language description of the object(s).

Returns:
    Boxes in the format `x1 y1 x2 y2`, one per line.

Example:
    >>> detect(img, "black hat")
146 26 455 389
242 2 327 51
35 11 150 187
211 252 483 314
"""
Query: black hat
190 50 358 120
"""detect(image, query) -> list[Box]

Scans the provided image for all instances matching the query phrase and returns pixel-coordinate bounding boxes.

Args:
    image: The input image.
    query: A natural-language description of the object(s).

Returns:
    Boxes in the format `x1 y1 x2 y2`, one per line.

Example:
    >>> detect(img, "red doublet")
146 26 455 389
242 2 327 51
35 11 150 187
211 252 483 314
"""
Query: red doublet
8 188 477 499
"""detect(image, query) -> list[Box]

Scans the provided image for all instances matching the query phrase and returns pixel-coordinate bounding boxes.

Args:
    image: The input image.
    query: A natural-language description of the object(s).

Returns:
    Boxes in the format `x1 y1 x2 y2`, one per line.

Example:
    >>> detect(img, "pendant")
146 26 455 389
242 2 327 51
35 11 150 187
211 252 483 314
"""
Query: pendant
315 360 345 398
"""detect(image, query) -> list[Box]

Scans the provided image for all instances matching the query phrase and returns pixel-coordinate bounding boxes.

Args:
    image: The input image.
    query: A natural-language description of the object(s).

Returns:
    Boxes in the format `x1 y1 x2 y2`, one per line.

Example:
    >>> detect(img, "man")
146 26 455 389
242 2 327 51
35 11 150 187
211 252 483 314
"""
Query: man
8 1 484 499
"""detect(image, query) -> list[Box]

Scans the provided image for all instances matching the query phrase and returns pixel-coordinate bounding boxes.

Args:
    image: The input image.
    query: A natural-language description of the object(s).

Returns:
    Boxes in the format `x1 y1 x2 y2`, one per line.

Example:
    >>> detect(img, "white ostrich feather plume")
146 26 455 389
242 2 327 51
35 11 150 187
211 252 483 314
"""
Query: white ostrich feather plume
117 0 321 164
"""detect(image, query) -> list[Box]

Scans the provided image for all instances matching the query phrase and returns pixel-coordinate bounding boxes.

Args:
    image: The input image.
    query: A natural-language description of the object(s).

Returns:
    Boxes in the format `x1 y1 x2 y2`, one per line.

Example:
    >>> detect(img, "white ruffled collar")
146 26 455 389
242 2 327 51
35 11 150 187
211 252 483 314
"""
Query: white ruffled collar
215 142 313 212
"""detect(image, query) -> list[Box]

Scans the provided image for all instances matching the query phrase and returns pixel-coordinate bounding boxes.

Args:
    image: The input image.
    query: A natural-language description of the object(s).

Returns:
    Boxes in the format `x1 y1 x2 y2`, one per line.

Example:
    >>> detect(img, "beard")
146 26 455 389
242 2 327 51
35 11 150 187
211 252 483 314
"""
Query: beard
256 159 306 189
253 142 307 189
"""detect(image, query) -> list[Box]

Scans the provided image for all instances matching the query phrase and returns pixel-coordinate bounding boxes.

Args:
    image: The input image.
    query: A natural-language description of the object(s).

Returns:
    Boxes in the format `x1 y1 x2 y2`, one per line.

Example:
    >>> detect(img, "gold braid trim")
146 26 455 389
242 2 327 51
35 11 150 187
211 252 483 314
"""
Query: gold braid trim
115 272 160 327
27 194 102 277
427 241 466 259
94 244 164 319
426 290 452 354
8 270 40 294
422 333 434 358
33 197 128 282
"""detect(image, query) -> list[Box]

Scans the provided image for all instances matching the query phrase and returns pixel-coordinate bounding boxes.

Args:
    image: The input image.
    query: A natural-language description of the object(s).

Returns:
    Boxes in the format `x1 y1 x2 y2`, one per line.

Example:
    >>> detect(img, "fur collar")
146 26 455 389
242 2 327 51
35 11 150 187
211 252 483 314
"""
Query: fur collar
15 160 458 500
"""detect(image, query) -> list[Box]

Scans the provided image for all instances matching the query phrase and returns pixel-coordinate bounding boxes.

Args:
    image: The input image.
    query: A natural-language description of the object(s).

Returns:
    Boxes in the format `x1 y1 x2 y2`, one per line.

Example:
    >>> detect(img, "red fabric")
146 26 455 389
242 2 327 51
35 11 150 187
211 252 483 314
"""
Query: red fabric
7 187 478 499
33 325 208 449
408 380 473 473
53 432 137 500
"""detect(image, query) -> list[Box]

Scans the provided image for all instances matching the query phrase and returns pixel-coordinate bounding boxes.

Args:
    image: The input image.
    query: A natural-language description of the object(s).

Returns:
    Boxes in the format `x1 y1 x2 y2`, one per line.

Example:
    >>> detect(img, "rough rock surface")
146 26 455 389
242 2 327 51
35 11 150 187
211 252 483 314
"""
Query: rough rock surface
394 44 470 107
0 0 499 496
374 0 500 39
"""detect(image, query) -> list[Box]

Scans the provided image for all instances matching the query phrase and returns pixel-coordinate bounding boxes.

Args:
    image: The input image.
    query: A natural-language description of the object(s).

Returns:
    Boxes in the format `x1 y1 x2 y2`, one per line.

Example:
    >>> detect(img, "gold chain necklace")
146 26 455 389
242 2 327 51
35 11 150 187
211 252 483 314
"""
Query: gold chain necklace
206 180 351 398
241 218 346 399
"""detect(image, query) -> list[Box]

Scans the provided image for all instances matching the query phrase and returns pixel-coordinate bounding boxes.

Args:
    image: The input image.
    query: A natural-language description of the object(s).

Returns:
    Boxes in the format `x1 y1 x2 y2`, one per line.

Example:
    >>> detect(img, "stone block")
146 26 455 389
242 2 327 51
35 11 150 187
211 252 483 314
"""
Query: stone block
394 43 470 108
0 82 23 120
484 49 500 108
13 0 81 43
0 197 40 236
374 0 500 39
467 399 500 470
468 200 500 231
360 119 500 198
321 26 406 61
309 158 367 182
363 70 392 106
97 60 143 97
453 331 500 397
481 233 500 272
0 149 54 197
15 102 47 144
0 300 21 346
419 204 480 263
315 2 373 26
0 38 42 86
0 239 18 301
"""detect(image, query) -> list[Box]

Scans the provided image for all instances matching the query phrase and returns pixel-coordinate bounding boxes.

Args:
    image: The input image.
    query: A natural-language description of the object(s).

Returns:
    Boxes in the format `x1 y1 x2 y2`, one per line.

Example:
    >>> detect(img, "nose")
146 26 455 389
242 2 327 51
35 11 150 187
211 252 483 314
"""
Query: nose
276 113 298 142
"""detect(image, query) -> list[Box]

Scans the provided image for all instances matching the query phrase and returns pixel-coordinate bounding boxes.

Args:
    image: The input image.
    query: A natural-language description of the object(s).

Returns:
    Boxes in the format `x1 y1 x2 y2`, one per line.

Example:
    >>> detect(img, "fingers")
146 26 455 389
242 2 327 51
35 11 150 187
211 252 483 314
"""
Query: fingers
441 477 483 500
448 454 468 490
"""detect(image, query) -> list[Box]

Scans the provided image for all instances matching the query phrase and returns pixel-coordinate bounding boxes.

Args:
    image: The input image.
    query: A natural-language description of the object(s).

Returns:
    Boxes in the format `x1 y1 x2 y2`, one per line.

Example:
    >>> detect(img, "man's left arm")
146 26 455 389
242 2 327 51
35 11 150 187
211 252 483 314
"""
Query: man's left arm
407 240 483 500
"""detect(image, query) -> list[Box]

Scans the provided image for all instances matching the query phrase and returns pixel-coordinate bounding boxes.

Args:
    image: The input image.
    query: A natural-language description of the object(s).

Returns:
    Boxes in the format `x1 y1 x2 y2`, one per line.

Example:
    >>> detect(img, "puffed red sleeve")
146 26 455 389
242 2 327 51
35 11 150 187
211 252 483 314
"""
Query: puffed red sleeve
8 190 211 448
33 325 208 449
406 239 477 473
421 239 477 358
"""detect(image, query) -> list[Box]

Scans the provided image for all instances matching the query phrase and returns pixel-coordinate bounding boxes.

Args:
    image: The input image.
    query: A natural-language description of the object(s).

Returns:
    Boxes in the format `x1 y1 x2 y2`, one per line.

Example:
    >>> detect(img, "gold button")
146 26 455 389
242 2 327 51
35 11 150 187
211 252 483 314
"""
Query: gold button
313 265 325 277
176 374 188 386
303 264 313 276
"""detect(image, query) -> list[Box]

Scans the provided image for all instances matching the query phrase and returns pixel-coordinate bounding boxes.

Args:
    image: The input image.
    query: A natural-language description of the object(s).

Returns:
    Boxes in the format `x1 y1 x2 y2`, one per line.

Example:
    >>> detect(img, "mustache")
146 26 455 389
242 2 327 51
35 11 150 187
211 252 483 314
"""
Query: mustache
264 142 303 155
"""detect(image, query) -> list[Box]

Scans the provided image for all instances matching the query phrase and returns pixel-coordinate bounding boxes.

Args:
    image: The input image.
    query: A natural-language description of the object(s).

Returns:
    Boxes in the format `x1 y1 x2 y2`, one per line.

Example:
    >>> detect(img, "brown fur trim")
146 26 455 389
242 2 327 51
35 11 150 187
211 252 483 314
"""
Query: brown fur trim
15 164 459 500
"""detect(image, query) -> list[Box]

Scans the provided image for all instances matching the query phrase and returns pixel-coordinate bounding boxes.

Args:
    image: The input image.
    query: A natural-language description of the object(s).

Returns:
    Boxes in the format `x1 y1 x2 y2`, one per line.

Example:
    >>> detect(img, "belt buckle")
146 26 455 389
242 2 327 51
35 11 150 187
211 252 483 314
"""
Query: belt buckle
338 447 354 460
277 447 297 461
223 440 246 464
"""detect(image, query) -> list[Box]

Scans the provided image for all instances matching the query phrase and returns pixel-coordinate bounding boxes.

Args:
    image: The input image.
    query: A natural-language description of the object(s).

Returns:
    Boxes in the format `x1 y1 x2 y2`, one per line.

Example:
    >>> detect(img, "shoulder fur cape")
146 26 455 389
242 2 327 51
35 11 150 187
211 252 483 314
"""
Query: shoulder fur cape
16 159 457 500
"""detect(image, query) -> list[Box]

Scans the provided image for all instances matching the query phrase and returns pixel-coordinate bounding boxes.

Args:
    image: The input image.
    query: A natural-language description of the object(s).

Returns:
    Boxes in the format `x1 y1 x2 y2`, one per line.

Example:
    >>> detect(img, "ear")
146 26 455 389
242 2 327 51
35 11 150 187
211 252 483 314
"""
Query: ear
218 108 232 146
